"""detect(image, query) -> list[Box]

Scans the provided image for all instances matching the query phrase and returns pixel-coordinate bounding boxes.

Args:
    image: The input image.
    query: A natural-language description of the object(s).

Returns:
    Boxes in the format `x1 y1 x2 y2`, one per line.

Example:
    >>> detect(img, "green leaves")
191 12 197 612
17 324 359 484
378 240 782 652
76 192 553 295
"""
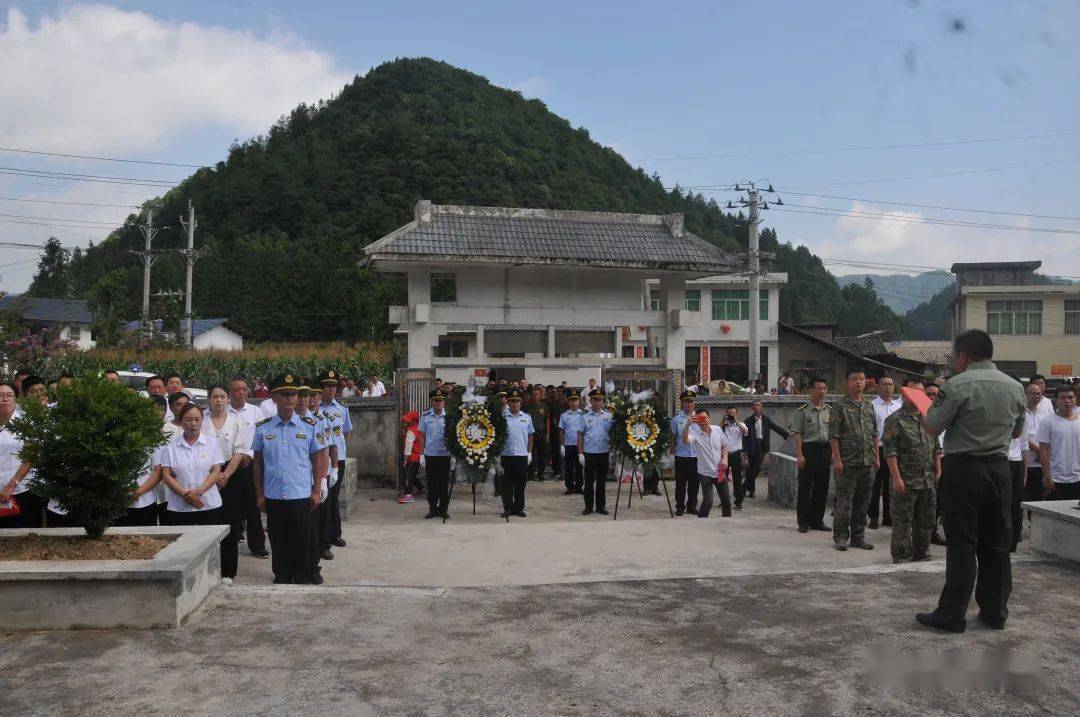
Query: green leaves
12 376 167 538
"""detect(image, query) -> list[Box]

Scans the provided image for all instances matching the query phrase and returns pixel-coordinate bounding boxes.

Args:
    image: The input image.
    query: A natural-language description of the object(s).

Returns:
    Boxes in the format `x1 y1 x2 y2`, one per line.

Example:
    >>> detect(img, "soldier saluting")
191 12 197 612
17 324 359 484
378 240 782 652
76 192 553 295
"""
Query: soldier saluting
916 330 1026 633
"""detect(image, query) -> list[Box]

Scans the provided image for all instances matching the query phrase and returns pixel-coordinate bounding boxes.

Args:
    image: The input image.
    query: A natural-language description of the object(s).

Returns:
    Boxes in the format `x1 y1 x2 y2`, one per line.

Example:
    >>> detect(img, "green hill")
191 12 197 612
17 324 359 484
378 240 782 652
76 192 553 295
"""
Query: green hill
48 57 906 342
836 271 954 314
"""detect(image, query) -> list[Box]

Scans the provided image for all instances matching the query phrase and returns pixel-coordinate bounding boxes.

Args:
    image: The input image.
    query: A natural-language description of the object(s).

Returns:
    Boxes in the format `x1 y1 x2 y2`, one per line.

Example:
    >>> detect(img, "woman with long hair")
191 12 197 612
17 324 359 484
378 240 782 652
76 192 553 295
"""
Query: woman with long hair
161 403 237 583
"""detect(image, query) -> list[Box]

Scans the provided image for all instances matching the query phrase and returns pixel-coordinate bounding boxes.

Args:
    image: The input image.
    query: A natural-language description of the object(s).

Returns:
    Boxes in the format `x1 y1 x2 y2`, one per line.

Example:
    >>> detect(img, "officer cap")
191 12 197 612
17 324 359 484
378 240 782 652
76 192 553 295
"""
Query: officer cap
566 389 581 400
496 390 507 397
680 389 698 401
271 374 302 393
299 379 319 395
318 370 339 385
507 388 523 401
588 388 605 398
429 390 445 400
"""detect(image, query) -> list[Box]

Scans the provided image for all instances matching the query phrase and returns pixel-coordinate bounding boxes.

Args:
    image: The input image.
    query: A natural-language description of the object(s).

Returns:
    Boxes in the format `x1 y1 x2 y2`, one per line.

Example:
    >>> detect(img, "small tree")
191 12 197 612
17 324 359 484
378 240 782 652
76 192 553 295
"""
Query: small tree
13 376 166 538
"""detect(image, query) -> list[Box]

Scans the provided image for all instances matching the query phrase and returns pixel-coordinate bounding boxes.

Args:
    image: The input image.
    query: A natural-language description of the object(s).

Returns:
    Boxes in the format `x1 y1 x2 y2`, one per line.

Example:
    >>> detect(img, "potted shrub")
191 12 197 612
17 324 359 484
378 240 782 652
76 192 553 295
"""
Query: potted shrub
13 376 166 538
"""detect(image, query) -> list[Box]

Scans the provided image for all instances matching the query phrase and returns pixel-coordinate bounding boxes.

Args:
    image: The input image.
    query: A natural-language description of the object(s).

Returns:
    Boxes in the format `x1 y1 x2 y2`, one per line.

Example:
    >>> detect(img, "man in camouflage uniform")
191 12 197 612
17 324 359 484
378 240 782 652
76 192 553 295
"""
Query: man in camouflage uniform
527 384 550 481
829 366 879 551
883 377 942 563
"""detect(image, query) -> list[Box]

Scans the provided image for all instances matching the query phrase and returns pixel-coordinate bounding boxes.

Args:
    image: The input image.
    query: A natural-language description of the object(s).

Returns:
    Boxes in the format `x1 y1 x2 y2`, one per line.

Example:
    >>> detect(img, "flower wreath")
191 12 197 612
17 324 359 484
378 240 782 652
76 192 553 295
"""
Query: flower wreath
446 391 507 477
610 389 671 472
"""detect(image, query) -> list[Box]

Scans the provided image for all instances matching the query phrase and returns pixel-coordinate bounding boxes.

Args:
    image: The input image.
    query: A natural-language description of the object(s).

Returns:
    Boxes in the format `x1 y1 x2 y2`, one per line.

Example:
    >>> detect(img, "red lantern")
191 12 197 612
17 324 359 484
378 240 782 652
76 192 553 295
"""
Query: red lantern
720 323 731 334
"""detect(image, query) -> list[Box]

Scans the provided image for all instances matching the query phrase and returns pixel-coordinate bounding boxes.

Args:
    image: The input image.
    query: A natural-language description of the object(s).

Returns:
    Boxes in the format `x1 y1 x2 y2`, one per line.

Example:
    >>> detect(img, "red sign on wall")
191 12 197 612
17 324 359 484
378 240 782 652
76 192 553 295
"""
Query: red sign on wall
700 346 710 383
634 345 644 359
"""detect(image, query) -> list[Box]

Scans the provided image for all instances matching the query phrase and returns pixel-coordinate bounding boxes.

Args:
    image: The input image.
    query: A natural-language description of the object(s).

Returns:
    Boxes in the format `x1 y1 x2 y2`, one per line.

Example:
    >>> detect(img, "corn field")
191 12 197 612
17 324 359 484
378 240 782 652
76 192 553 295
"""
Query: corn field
20 341 397 387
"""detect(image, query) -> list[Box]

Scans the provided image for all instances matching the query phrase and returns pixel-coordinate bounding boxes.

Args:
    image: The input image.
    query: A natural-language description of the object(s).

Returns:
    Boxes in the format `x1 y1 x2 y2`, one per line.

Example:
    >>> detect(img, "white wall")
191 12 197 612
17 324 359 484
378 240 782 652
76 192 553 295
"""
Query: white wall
193 326 243 351
60 323 95 350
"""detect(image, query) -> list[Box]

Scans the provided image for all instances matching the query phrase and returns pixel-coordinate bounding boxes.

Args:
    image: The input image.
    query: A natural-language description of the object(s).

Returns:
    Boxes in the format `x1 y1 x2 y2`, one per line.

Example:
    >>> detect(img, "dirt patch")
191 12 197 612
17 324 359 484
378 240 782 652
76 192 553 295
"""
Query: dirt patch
0 533 173 561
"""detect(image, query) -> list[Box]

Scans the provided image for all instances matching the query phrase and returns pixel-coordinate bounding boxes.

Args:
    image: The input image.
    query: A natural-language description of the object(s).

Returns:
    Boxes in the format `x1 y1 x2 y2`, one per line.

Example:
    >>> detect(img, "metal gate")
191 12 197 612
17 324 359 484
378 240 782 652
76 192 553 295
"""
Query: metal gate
395 368 437 483
600 367 683 415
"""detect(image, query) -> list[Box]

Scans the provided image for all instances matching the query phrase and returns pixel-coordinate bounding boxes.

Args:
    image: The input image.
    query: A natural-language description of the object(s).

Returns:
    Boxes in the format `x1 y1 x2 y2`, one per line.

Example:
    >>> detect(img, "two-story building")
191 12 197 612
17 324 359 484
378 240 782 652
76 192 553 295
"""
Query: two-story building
362 201 744 386
951 261 1080 379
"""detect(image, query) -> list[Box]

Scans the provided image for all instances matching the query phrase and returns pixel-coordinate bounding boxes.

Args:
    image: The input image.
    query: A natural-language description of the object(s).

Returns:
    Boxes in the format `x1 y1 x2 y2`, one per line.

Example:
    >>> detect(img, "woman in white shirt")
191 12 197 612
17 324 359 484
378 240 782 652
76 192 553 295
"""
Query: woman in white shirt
0 381 38 529
203 385 248 562
161 403 236 581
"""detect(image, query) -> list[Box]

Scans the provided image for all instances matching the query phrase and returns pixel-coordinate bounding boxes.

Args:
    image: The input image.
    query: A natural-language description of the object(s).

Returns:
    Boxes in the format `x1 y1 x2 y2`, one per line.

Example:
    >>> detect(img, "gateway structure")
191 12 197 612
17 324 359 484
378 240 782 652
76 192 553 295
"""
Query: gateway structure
361 201 747 386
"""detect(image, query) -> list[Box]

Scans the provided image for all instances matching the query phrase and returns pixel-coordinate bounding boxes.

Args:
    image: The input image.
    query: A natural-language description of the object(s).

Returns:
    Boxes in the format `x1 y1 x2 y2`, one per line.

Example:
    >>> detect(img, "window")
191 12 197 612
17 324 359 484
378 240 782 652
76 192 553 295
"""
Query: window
685 347 700 382
995 361 1037 380
649 289 661 311
621 345 636 358
986 299 1042 335
1066 300 1080 336
435 338 468 358
68 325 82 341
684 289 700 312
711 290 768 321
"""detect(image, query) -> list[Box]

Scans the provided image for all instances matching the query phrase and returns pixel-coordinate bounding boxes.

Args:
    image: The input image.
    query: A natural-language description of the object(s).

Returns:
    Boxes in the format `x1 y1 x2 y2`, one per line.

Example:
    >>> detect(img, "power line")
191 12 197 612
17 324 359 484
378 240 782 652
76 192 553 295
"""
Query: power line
0 146 207 168
771 205 1080 237
774 191 1080 223
0 211 124 226
0 167 179 187
632 131 1080 163
0 195 141 209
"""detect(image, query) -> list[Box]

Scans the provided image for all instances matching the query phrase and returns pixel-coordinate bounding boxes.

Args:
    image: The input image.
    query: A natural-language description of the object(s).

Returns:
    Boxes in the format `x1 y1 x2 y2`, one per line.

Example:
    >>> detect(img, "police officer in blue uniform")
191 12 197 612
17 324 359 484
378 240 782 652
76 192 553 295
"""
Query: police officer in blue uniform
558 390 586 495
252 374 326 584
417 390 452 520
500 388 535 519
318 370 351 548
579 388 614 515
671 390 699 516
298 380 332 583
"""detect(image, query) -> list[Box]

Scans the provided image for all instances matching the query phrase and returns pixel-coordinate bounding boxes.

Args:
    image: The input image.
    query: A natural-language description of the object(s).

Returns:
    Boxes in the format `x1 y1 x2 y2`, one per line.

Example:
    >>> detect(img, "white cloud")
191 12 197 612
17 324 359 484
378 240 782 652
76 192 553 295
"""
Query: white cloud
803 201 1080 278
0 4 351 154
511 76 551 98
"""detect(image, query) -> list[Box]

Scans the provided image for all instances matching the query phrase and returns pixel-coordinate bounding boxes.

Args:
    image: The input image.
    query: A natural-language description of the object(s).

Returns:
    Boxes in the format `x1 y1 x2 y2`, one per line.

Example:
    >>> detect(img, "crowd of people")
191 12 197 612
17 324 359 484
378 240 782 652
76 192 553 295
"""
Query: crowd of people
3 329 1078 608
0 370 357 586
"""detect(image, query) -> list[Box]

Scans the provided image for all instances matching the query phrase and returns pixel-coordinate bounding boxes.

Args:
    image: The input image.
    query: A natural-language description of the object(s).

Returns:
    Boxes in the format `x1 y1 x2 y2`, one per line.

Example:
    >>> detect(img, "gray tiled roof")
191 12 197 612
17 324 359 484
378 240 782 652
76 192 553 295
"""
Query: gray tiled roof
0 296 92 324
834 335 889 357
121 318 231 337
362 202 741 273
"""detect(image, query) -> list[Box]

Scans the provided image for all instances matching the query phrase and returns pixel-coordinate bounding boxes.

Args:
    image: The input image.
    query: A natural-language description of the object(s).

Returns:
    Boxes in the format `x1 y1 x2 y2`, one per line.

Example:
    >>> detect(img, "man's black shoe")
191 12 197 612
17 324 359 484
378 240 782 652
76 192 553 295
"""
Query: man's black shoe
251 549 270 559
977 613 1006 630
916 612 966 633
687 507 698 515
596 508 609 515
321 548 334 560
424 511 437 519
564 489 574 495
721 506 732 517
734 503 743 511
582 508 593 515
500 511 510 519
310 572 325 585
513 511 527 518
747 493 755 499
676 509 684 516
850 540 874 550
813 524 831 532
931 530 947 546
440 511 449 520
331 538 347 548
798 525 809 533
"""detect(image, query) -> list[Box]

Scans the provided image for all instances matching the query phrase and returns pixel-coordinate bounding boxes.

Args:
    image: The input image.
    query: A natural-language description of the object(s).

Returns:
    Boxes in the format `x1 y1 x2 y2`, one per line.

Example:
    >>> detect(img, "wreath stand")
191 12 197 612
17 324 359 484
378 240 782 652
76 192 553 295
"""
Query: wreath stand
612 456 674 520
446 466 508 522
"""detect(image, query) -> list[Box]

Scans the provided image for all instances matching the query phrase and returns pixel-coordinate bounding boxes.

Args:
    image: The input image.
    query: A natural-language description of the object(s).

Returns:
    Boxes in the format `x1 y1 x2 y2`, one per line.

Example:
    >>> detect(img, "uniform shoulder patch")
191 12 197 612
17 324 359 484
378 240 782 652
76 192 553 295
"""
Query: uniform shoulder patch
301 415 317 425
255 417 271 426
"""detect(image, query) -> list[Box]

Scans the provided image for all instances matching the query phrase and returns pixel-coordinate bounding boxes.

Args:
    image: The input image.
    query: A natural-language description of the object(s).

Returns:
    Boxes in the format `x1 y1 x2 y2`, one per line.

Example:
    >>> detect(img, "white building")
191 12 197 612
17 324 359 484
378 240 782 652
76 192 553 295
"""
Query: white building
363 201 749 386
121 318 244 350
0 296 96 350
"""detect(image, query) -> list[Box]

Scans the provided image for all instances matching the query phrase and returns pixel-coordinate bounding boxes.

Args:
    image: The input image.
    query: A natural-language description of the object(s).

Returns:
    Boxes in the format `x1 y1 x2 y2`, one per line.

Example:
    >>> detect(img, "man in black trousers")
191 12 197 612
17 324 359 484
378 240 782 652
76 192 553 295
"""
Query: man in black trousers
744 399 790 498
791 376 832 533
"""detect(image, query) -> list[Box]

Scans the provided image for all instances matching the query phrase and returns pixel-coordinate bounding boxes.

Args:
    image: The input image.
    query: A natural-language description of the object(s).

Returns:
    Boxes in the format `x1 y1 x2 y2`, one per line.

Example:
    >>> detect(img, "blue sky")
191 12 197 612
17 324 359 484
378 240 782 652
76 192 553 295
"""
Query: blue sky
2 1 1079 295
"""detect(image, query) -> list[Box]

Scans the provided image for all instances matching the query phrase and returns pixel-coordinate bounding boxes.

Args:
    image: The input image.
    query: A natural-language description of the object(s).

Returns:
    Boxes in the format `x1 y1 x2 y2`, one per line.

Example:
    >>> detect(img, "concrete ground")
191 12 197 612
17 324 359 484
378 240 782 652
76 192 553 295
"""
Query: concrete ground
3 475 1078 716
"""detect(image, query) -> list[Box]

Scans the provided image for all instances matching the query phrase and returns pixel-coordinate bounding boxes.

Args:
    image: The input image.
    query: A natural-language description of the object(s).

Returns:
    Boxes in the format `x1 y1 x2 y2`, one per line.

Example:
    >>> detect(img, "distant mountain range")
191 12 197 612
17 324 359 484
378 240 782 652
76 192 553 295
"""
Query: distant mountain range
835 271 955 314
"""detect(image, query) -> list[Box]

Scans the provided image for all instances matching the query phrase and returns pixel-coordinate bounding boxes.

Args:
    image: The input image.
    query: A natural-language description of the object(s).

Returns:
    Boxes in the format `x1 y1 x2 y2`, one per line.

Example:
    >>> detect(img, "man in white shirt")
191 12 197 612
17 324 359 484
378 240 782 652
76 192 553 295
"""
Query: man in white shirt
683 409 730 518
869 377 903 529
720 407 749 509
1027 374 1054 417
1036 382 1080 501
368 375 387 397
226 377 268 558
1023 383 1044 504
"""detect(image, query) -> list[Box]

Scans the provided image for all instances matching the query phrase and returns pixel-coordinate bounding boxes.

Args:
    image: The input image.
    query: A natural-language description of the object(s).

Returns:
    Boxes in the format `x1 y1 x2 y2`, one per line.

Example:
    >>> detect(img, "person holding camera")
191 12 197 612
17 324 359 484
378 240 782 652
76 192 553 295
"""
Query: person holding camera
721 407 749 510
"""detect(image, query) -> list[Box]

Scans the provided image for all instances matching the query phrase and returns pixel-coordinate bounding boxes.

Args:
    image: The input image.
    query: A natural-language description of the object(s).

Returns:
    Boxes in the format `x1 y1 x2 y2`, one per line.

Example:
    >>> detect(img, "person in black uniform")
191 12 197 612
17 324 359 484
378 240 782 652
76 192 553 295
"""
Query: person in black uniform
916 330 1026 632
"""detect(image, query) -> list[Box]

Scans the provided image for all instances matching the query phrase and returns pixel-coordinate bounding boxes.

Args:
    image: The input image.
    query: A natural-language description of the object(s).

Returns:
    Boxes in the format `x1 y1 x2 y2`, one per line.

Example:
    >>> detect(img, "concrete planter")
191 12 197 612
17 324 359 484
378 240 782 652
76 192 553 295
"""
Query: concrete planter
1023 500 1080 565
0 525 227 631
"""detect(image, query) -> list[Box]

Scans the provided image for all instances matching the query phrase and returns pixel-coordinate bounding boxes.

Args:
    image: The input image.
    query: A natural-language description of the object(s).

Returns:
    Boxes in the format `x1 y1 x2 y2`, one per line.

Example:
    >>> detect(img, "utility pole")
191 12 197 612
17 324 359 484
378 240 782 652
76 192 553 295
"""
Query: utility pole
726 183 780 389
748 189 761 383
178 200 206 347
129 206 163 337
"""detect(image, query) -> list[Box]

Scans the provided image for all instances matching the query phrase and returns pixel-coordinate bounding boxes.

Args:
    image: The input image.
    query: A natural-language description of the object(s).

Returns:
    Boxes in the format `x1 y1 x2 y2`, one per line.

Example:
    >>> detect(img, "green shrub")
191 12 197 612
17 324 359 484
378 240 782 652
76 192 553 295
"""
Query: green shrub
13 376 167 538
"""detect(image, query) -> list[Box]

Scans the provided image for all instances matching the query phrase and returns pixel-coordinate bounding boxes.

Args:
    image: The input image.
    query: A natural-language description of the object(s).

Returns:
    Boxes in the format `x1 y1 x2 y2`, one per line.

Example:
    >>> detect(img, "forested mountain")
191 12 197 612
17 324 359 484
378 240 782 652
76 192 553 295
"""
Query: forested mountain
44 57 908 342
836 271 954 314
903 285 955 339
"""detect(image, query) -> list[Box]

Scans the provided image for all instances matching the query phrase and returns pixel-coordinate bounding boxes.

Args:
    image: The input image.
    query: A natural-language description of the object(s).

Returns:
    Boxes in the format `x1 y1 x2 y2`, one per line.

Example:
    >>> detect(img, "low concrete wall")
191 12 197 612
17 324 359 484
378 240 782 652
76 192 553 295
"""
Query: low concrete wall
0 525 227 630
338 457 359 520
1024 500 1080 565
767 451 836 511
